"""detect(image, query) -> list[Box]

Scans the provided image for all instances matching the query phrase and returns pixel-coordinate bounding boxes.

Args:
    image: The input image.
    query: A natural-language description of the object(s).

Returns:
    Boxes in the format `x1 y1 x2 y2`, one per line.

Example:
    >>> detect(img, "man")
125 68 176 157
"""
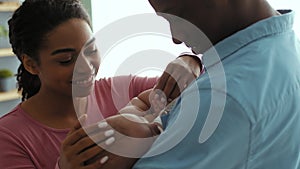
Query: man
67 0 300 168
133 0 300 168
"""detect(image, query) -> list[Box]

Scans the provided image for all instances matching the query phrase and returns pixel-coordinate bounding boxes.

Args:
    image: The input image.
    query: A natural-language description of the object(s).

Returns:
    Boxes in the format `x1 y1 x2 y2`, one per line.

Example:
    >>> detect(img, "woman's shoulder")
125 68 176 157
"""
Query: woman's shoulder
0 104 28 139
0 104 24 128
0 104 44 137
0 104 68 142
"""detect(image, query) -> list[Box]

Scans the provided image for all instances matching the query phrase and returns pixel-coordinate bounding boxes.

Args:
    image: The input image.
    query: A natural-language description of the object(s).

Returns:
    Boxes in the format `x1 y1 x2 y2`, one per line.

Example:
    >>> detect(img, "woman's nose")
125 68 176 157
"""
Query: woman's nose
74 53 93 74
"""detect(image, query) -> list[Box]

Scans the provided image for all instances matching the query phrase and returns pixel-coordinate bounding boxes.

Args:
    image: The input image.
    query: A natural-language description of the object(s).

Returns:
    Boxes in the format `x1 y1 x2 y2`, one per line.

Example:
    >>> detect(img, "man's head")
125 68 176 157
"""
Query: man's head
149 0 220 53
148 0 278 53
148 0 232 53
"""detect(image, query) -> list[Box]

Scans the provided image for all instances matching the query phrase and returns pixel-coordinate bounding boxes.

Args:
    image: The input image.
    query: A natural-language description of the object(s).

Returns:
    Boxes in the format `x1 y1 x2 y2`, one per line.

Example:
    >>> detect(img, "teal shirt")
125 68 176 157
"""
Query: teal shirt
134 10 300 169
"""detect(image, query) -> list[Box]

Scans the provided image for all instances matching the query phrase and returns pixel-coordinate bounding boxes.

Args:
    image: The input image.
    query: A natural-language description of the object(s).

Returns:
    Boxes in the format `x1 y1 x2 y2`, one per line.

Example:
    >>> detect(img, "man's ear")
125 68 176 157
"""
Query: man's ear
22 54 40 75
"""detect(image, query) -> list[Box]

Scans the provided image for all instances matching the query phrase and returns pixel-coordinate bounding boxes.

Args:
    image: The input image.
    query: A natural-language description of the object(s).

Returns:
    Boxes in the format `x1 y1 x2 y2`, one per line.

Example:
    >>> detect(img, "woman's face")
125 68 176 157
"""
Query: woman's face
36 18 100 98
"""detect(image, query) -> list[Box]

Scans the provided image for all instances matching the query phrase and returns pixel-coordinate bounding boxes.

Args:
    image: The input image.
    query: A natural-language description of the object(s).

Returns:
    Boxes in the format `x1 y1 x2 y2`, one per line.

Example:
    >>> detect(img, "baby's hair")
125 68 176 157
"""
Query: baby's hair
8 0 91 101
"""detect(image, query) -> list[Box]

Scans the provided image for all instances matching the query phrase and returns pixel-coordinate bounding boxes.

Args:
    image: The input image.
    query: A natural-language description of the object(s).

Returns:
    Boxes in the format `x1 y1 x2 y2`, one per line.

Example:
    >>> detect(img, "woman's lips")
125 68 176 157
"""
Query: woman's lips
72 75 95 87
72 67 97 87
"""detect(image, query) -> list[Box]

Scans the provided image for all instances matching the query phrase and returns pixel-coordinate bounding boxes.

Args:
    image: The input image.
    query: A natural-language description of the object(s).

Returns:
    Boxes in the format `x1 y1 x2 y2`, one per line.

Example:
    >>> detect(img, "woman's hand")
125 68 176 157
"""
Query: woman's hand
58 115 115 169
84 113 161 169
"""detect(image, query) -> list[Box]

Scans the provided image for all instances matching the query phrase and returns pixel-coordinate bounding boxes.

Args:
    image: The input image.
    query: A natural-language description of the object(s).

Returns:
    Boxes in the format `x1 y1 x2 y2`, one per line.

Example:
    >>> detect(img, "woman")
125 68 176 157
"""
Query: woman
0 0 202 169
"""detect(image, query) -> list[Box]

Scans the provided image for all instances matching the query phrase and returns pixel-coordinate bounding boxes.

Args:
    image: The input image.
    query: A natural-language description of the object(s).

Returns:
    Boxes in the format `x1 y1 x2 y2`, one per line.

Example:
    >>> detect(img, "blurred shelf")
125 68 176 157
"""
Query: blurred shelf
0 48 14 57
0 2 20 103
0 2 19 12
0 89 20 102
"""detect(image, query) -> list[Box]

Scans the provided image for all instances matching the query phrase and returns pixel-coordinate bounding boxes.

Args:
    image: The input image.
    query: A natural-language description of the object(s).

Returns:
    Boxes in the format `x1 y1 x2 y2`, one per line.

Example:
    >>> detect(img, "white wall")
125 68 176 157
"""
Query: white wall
91 0 189 78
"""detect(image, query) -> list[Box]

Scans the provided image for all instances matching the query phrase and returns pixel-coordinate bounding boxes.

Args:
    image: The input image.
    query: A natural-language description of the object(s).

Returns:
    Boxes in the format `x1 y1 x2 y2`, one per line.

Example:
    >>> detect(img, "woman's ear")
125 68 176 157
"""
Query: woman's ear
22 54 40 75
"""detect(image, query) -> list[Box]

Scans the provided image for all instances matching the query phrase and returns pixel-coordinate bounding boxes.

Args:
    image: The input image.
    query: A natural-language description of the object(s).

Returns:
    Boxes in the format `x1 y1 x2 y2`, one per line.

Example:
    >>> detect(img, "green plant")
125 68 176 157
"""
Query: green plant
0 25 8 38
0 69 14 79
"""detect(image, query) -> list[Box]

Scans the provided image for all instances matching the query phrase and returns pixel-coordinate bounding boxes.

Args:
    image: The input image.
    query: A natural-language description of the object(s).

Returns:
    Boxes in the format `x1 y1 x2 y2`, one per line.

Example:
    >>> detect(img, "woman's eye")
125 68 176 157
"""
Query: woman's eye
59 57 74 65
59 60 72 64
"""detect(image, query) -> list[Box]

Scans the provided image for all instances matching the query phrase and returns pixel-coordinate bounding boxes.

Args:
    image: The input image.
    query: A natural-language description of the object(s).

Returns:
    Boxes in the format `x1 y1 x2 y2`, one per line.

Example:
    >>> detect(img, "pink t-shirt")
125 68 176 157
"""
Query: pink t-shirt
0 75 157 169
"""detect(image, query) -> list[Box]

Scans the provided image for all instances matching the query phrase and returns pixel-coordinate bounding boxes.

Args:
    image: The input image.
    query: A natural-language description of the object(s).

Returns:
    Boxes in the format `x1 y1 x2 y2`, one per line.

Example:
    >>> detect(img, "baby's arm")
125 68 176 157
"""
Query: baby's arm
119 54 203 122
118 89 165 123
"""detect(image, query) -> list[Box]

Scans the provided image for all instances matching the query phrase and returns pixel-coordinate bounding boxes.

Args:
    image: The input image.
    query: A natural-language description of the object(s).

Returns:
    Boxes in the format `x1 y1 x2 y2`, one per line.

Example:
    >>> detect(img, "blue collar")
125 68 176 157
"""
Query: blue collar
202 10 295 69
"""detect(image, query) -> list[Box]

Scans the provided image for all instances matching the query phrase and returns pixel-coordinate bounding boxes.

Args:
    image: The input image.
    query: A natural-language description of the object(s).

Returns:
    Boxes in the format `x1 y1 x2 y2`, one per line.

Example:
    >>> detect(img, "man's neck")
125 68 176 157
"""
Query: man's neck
204 0 279 47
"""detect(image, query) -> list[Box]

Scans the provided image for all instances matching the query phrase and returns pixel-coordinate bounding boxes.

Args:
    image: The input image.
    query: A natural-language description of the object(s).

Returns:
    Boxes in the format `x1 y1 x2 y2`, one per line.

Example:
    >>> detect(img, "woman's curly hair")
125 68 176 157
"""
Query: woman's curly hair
8 0 91 101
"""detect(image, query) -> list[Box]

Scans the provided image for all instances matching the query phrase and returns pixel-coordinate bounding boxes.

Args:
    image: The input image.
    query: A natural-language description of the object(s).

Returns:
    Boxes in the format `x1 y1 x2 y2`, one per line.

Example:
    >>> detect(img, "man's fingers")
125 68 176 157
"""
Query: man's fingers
168 85 180 103
154 72 169 91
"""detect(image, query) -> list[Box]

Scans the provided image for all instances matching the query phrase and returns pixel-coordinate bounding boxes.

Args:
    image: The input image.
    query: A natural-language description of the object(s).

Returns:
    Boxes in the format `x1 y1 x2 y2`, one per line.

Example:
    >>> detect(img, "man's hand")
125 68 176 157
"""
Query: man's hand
151 54 202 111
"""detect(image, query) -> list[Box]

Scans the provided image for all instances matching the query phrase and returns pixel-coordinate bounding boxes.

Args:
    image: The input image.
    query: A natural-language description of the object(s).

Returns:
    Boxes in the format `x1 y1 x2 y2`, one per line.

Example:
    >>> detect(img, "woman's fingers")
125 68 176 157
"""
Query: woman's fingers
81 154 109 169
76 143 109 166
64 126 90 146
59 118 116 169
62 120 114 154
